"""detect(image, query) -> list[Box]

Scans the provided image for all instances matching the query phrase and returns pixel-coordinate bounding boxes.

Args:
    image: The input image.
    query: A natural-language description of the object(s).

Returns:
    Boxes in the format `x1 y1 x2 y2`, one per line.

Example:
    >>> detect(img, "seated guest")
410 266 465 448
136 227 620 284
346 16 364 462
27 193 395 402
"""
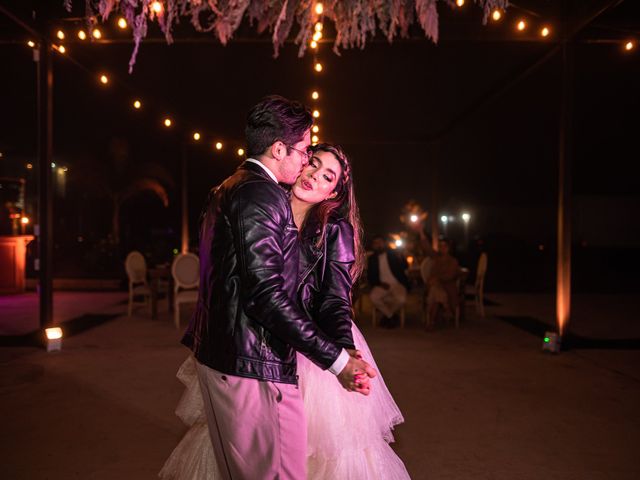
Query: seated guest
426 238 461 326
367 235 410 328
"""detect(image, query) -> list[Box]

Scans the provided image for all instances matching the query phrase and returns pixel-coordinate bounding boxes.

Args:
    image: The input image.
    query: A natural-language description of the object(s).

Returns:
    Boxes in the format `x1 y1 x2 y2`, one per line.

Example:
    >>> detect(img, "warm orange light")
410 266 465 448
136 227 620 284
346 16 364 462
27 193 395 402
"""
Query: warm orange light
315 3 324 15
164 118 172 127
314 62 323 72
56 30 65 40
311 135 319 143
313 30 323 42
215 142 223 150
133 99 142 109
92 28 102 39
310 40 318 49
27 40 35 48
315 22 323 32
517 20 526 31
541 26 550 37
624 41 634 51
492 10 502 21
77 30 87 40
45 327 63 340
118 17 128 29
237 148 245 156
311 91 319 100
312 110 320 118
193 132 201 141
99 74 108 84
26 163 33 169
56 45 66 54
312 125 319 133
456 0 465 6
21 217 30 225
151 1 163 13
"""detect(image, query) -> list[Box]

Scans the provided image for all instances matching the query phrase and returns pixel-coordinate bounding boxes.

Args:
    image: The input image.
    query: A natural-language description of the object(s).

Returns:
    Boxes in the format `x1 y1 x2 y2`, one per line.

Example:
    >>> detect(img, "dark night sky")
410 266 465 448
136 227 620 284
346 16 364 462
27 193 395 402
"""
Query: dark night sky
1 0 639 251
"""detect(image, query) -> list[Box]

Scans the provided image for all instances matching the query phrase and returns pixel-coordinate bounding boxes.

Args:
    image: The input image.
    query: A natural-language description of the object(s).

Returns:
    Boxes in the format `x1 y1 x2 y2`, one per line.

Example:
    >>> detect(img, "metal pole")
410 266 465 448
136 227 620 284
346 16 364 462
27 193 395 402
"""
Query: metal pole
556 2 574 337
181 143 189 253
37 40 54 330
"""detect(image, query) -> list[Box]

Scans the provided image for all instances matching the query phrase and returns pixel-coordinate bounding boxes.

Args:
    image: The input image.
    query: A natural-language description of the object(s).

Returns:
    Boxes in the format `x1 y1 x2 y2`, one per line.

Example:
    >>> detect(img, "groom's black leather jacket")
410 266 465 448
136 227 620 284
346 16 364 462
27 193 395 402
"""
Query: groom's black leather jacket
182 161 342 385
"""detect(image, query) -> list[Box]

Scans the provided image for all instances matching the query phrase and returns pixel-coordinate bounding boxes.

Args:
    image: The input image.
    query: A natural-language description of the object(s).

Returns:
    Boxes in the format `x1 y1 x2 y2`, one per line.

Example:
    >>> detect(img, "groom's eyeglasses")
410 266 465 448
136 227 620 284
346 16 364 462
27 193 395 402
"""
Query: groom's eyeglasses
287 145 313 162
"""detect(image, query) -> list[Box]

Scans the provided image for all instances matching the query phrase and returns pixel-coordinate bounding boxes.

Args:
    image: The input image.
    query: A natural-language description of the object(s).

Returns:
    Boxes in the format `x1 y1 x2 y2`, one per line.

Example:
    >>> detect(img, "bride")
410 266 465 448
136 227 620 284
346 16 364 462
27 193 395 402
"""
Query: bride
160 143 410 479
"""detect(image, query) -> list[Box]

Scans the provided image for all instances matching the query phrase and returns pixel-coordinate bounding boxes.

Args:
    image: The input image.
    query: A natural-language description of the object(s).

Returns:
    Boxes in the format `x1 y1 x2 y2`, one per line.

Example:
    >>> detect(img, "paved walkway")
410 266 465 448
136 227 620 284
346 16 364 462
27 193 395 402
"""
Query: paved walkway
1 294 639 479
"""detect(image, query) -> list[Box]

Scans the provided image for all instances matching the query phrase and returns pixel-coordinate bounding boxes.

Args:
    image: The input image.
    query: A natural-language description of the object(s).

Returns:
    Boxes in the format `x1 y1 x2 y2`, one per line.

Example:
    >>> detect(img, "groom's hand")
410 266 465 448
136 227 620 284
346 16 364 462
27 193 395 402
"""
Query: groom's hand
337 355 377 396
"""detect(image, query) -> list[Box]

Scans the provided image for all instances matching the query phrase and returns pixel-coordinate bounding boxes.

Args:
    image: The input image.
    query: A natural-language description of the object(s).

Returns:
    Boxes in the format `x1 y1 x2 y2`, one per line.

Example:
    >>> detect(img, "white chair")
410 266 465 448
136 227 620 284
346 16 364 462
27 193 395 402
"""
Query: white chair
469 253 488 317
172 253 199 328
125 251 151 317
372 305 405 328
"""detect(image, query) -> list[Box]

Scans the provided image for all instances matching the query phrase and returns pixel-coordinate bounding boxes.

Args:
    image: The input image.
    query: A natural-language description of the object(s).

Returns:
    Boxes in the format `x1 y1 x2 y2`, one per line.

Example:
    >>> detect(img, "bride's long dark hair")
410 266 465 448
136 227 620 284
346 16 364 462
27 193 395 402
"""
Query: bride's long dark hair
301 143 365 281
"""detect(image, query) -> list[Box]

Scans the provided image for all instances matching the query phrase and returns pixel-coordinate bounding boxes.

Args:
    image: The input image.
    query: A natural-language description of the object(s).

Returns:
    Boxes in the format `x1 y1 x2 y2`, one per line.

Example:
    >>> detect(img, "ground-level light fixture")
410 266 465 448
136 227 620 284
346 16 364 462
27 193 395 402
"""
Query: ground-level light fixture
542 331 561 353
45 327 63 352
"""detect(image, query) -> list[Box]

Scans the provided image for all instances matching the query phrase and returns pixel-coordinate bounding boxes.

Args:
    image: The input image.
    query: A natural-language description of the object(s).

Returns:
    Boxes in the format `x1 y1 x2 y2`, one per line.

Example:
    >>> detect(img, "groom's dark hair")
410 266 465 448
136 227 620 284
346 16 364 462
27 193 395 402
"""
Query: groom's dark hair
245 95 313 157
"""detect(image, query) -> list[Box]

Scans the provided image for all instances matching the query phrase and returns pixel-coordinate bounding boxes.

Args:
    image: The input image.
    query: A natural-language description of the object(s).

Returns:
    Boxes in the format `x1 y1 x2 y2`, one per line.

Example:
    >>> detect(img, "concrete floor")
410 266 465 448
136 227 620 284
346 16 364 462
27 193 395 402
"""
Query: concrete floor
1 294 639 479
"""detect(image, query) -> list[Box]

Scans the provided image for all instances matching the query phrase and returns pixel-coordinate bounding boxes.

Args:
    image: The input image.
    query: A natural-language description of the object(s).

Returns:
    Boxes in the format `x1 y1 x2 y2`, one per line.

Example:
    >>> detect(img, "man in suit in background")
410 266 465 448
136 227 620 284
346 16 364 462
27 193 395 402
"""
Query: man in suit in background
367 235 410 328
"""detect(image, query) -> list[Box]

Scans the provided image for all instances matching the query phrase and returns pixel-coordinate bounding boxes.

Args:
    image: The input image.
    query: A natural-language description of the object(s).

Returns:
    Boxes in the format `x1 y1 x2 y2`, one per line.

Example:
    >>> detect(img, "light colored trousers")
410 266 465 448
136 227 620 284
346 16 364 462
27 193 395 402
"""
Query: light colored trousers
195 360 307 480
369 283 407 318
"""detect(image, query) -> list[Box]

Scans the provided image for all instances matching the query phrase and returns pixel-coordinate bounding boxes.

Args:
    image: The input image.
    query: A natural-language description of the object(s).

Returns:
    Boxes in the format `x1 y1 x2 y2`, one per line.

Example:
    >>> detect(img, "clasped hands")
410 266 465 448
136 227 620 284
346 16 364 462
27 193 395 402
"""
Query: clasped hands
337 349 377 396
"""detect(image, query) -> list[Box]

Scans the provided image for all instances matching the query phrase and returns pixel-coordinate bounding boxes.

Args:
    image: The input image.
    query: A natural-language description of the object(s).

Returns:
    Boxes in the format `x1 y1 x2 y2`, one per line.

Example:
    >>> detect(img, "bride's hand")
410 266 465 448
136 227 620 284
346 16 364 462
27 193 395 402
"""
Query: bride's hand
347 348 363 360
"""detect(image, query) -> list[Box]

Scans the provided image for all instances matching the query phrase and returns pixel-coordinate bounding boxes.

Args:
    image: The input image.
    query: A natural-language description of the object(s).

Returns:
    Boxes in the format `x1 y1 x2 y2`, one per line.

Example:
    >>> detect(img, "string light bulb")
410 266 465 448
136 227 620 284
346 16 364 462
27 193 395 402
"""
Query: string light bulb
27 40 35 48
312 110 320 118
314 62 323 72
517 20 526 31
315 3 324 15
99 74 108 84
57 45 66 54
193 132 201 141
312 125 319 133
456 0 464 6
312 135 319 143
151 1 163 13
491 10 502 21
77 30 87 40
92 28 102 39
237 148 245 156
26 163 33 169
164 118 172 127
315 22 323 32
310 40 318 49
624 40 634 51
313 30 323 42
56 30 65 40
311 91 319 100
133 99 142 109
215 142 223 150
118 17 127 29
540 26 551 37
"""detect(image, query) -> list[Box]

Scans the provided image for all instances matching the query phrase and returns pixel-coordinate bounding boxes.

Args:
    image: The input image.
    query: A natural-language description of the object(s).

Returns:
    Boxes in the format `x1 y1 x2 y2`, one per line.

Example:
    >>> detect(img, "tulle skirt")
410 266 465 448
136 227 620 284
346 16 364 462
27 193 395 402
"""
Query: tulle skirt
159 323 410 479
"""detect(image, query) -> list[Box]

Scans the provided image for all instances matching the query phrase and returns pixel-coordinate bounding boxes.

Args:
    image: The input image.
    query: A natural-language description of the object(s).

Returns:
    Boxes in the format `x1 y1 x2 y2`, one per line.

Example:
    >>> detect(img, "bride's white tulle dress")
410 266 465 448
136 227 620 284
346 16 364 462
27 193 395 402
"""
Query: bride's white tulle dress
159 322 410 479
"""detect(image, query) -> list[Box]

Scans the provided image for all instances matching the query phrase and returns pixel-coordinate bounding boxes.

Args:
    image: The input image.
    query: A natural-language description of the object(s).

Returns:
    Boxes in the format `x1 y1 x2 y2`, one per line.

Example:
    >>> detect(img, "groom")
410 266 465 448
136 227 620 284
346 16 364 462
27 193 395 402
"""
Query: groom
182 95 376 480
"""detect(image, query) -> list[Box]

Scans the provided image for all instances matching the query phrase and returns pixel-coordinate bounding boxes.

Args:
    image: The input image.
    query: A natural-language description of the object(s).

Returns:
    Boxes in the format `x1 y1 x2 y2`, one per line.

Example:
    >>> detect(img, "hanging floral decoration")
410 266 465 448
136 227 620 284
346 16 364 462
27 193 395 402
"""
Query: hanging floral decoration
71 1 509 72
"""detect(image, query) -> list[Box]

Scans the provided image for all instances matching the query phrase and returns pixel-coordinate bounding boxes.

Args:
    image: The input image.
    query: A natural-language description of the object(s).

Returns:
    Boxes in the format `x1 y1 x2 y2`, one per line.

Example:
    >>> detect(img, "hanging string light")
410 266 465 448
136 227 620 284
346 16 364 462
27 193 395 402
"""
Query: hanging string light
164 118 172 127
27 40 35 48
56 30 65 40
312 110 320 118
314 62 323 72
133 99 142 109
516 20 527 31
491 10 502 22
77 30 87 40
56 45 66 54
193 132 201 141
312 125 319 133
624 40 635 51
99 74 109 84
540 26 551 37
314 3 324 15
215 142 223 150
117 17 128 29
237 148 245 156
92 28 102 39
311 91 319 100
456 0 465 7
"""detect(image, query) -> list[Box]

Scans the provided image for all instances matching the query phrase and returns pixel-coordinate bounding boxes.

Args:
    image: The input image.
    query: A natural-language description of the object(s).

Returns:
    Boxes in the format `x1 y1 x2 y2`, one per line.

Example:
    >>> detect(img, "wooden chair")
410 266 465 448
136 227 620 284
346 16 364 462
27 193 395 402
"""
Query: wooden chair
125 251 151 317
171 253 199 328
